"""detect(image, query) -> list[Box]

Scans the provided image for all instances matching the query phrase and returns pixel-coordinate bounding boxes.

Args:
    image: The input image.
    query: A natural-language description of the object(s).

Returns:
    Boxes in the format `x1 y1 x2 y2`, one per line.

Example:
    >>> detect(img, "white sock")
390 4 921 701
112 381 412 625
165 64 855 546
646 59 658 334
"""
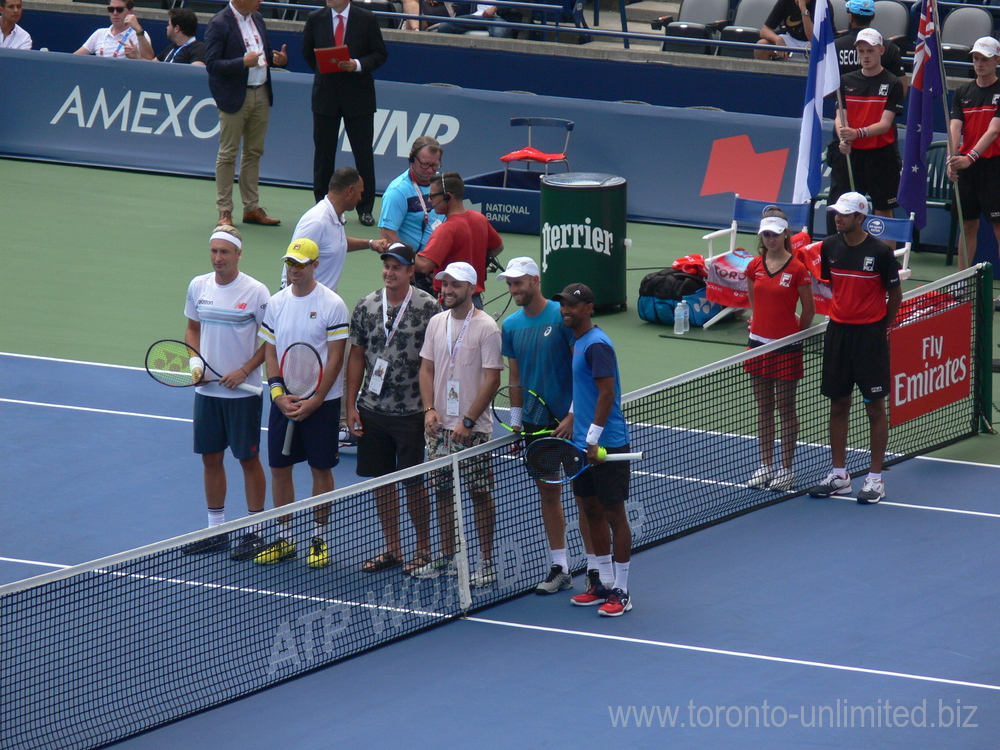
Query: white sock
833 468 848 479
587 554 599 573
207 508 226 528
246 509 264 534
596 555 614 587
613 561 630 592
551 548 568 572
867 472 882 482
313 522 327 544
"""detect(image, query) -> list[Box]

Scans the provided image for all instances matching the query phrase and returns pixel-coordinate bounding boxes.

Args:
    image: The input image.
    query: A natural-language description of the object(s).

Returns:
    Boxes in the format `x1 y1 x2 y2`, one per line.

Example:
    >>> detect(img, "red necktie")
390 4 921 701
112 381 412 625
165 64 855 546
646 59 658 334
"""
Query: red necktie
335 14 345 47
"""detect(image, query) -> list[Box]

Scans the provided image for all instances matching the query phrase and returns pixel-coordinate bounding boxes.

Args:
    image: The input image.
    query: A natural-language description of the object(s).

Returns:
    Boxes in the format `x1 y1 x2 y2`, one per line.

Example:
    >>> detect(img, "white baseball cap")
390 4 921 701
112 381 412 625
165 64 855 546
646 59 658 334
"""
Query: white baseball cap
435 261 478 285
971 37 1000 58
828 192 870 216
855 28 883 47
496 256 540 280
758 216 789 234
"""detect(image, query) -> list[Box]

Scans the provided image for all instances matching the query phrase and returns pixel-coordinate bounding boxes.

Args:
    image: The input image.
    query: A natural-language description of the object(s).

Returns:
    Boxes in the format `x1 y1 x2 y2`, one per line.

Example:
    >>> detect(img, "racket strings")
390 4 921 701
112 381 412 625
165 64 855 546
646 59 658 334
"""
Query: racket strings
524 440 581 480
282 348 322 396
494 387 554 431
146 341 197 386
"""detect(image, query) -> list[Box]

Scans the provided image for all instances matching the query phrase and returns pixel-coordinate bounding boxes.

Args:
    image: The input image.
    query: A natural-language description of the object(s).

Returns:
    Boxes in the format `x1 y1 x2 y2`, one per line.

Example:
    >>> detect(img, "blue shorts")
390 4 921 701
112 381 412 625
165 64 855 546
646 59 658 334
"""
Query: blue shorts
267 398 341 470
193 393 262 460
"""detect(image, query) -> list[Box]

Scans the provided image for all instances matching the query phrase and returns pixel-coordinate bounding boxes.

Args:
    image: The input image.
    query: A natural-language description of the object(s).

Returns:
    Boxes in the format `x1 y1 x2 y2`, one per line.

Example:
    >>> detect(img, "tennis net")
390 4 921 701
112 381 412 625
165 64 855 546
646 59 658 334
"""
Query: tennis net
0 264 991 749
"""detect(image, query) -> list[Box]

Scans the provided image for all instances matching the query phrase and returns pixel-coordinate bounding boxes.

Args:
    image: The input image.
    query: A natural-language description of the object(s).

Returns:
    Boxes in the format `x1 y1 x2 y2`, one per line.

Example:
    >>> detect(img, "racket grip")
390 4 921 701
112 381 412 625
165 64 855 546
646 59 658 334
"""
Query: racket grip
603 452 643 462
237 383 263 396
281 419 294 456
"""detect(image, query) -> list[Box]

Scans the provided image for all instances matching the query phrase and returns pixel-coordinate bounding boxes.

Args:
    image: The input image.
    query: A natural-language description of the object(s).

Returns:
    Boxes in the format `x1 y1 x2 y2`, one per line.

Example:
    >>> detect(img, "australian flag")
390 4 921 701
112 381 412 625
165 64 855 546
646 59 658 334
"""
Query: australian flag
898 0 944 228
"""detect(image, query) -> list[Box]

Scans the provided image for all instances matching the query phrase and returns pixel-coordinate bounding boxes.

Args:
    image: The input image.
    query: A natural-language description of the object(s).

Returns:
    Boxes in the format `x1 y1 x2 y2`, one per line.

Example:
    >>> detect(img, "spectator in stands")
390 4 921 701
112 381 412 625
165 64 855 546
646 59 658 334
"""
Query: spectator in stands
74 0 154 60
829 29 904 233
205 0 288 227
400 0 454 31
835 0 906 92
433 3 520 38
378 136 445 292
755 0 814 60
947 37 1000 268
157 8 206 65
1 0 31 49
415 171 504 308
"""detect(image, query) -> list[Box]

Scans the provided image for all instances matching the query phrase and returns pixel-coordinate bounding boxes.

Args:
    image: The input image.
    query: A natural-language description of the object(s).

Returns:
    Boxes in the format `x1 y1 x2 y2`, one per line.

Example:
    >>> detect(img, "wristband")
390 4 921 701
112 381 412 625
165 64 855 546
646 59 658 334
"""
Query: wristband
586 423 604 446
424 406 436 413
566 400 574 415
189 356 204 374
968 149 980 162
267 377 286 401
270 385 285 401
509 407 523 429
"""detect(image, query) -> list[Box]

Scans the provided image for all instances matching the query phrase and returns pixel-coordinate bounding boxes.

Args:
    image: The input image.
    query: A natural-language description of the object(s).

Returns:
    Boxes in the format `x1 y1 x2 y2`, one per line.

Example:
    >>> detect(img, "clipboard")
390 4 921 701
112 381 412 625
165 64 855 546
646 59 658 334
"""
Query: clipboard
314 45 350 74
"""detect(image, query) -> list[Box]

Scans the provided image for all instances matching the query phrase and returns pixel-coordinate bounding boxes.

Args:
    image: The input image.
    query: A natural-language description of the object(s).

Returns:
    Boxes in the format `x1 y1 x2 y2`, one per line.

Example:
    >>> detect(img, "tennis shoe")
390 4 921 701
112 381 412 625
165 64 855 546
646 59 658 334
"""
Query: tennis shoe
471 558 496 588
338 428 358 451
746 466 773 489
307 537 330 568
808 472 852 498
535 564 573 595
410 556 457 579
181 533 230 555
598 588 632 617
230 531 266 561
769 467 795 492
571 570 612 606
856 477 885 505
254 538 296 564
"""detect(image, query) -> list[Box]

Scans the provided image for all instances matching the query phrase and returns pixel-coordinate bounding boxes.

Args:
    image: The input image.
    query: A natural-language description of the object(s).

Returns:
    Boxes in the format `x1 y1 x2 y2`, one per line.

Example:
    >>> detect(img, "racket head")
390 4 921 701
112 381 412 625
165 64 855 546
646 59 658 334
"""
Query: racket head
491 386 557 435
280 342 323 398
145 339 201 387
523 437 587 485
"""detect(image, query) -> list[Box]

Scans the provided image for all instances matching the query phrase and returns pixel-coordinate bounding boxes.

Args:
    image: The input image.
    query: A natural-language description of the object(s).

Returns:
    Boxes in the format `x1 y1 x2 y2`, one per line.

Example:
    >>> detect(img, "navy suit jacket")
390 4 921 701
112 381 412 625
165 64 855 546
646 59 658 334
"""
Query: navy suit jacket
302 5 387 118
204 6 277 114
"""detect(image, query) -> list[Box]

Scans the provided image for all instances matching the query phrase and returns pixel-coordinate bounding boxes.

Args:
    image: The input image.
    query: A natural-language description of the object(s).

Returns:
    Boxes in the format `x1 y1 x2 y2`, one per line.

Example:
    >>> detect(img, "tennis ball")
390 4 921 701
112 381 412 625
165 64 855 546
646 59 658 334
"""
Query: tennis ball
597 446 607 460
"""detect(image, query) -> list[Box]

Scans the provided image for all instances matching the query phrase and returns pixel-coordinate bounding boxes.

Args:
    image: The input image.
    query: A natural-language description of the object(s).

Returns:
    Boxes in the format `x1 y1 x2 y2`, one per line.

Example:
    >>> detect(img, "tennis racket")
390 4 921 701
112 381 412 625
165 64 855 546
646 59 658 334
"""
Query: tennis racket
145 339 261 395
491 385 558 436
280 342 324 456
523 437 642 485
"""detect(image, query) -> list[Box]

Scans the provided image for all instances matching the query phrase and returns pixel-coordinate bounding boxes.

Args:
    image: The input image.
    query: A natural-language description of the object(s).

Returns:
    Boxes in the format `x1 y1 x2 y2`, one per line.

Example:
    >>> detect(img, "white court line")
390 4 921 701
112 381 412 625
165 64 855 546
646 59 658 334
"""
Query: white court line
833 495 1000 519
0 398 192 424
0 351 144 371
0 556 71 569
916 455 1000 470
465 617 1000 692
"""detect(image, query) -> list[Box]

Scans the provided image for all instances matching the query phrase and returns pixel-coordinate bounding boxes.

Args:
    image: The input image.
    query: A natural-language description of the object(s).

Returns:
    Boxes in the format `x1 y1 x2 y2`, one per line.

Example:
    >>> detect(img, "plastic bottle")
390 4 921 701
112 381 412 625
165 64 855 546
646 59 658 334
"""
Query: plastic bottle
674 300 690 335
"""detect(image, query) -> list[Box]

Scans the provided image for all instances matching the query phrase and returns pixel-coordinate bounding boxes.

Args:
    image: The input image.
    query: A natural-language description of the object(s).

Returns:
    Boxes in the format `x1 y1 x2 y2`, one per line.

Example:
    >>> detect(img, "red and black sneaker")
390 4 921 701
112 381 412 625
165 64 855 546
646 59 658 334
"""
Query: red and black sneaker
571 569 611 607
598 588 632 617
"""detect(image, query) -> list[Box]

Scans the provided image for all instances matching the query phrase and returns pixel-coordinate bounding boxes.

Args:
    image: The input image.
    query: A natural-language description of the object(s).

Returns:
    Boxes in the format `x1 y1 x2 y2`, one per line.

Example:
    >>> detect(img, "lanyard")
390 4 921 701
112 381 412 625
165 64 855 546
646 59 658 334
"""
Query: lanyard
113 27 134 58
164 37 193 63
411 176 432 244
382 286 412 347
446 308 475 378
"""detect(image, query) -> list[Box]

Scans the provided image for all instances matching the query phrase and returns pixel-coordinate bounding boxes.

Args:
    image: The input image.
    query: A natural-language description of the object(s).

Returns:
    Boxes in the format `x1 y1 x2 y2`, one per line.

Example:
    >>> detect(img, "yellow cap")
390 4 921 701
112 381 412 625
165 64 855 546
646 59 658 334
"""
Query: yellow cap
282 238 319 263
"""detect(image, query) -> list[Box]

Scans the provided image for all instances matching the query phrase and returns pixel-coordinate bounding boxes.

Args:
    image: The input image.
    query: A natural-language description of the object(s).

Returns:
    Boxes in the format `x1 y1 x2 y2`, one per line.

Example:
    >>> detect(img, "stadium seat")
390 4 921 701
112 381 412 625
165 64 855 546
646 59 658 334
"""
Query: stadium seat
940 6 993 74
828 0 848 33
651 0 730 54
862 213 914 280
718 0 773 58
920 141 959 265
499 117 573 187
872 0 910 54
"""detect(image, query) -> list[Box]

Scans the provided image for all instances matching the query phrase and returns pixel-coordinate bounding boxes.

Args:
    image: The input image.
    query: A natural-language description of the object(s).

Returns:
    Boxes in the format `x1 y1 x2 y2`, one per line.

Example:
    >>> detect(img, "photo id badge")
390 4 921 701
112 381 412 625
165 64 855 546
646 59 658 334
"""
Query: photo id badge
446 380 461 417
368 357 389 396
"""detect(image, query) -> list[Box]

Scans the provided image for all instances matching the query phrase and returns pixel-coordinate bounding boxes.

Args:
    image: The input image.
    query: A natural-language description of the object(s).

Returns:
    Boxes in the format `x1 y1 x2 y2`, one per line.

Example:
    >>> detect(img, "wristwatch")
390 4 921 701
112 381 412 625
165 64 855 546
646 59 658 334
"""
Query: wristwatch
462 416 476 429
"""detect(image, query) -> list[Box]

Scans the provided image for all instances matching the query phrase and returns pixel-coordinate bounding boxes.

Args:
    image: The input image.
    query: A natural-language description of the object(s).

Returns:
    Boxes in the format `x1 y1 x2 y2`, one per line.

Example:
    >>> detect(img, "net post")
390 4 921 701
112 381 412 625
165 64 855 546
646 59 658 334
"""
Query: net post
976 263 995 433
451 454 473 611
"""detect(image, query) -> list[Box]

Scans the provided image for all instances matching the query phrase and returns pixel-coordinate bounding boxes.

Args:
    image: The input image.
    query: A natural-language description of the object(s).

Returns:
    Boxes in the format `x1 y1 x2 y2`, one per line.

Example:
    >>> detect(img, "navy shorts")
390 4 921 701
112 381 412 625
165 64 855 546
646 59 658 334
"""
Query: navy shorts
267 398 341 470
356 408 425 486
572 444 632 508
821 320 890 402
193 393 262 460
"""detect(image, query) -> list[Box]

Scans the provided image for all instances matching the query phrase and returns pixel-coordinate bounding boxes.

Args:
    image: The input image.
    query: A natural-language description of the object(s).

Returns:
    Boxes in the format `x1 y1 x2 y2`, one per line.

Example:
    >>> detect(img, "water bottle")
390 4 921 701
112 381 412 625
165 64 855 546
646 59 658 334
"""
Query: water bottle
674 300 690 335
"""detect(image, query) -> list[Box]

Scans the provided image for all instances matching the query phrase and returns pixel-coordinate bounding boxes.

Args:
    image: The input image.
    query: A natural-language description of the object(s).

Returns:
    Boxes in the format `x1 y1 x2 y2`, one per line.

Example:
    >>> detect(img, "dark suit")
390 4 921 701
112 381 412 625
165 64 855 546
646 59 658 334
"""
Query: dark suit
205 8 276 114
302 4 387 210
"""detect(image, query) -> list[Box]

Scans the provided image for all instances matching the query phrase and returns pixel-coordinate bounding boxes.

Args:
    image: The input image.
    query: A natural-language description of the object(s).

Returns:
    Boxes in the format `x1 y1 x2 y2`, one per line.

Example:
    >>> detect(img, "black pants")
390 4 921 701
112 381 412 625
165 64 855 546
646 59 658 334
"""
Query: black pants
312 110 376 213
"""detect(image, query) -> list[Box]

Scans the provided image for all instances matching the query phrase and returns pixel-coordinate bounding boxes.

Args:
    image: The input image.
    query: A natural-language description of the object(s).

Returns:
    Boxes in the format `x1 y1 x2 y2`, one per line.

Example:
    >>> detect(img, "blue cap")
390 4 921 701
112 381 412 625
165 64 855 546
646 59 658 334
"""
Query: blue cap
846 0 875 16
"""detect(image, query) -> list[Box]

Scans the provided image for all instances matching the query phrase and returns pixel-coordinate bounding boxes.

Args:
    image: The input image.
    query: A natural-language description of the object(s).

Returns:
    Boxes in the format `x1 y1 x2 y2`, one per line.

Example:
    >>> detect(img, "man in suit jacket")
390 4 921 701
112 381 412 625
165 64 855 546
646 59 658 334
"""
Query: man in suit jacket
303 0 388 227
205 0 288 227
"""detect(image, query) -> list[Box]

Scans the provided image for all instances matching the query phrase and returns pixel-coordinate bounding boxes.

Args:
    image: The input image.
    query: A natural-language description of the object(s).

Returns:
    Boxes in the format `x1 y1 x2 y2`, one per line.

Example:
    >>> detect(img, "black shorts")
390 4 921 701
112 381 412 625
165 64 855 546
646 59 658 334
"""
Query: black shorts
956 156 1000 222
521 421 558 450
356 407 425 486
193 393 262 460
828 143 901 211
821 320 890 402
572 444 631 508
267 398 341 470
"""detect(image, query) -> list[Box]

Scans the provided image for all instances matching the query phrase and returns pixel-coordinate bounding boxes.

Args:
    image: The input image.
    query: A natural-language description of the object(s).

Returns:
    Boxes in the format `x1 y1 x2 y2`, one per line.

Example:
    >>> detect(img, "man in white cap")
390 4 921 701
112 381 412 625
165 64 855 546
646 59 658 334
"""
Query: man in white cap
947 37 1000 269
416 261 504 586
810 192 901 504
181 224 270 560
835 0 906 88
829 28 905 236
257 238 350 569
498 256 596 595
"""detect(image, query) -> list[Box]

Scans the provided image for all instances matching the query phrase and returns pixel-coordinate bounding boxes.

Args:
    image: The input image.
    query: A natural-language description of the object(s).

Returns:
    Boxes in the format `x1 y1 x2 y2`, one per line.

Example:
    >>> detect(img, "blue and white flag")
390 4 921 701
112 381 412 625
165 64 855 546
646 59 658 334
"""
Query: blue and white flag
898 0 943 228
792 0 840 204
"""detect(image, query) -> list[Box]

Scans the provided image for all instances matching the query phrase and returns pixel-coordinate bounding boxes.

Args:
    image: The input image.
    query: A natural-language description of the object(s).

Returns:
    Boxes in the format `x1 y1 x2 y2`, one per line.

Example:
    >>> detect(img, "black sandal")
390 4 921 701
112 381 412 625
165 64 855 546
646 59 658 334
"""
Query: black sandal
362 551 402 573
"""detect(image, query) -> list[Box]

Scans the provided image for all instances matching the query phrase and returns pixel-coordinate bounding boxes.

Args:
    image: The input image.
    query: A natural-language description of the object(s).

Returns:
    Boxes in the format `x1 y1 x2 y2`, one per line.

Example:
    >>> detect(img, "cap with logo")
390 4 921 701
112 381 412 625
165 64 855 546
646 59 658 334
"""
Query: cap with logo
845 0 875 16
551 283 595 305
827 192 870 216
435 261 478 285
496 256 540 281
282 238 319 263
380 241 416 265
855 27 883 47
971 37 1000 58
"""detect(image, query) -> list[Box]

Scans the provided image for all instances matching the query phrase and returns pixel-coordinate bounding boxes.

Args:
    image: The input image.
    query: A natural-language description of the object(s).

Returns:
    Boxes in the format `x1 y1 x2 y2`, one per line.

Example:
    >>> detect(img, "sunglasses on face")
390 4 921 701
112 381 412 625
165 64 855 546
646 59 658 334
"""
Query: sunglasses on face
108 5 127 12
284 259 315 269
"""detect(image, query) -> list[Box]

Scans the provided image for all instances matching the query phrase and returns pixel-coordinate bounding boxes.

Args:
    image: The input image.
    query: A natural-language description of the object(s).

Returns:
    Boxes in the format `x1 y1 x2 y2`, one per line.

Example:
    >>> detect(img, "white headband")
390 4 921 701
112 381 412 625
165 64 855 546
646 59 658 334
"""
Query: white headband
210 231 242 249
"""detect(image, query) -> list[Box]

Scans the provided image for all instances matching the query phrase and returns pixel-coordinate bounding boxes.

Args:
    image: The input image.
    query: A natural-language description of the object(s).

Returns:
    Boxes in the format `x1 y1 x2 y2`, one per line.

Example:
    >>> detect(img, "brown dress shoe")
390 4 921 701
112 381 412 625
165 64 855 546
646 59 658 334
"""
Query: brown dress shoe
243 207 281 226
217 210 233 226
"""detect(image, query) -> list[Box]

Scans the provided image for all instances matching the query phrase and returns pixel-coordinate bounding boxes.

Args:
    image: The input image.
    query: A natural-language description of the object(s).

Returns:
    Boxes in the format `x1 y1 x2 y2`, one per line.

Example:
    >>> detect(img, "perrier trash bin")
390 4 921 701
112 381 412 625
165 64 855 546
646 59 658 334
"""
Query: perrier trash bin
539 172 628 310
